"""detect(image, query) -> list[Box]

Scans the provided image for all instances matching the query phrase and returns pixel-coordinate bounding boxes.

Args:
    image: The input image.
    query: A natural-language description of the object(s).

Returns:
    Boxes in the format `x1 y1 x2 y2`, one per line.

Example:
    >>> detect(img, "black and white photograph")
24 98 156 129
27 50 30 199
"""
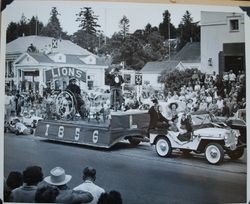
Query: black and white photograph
0 0 249 203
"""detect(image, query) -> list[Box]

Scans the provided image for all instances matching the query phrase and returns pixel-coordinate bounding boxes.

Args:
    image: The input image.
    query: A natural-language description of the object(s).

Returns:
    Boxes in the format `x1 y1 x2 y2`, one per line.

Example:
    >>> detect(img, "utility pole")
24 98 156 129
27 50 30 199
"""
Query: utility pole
168 17 171 61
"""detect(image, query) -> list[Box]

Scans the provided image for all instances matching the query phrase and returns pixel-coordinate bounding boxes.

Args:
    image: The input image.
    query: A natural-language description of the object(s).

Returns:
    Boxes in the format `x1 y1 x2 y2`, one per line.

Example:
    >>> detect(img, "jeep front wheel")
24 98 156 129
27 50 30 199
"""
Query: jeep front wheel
155 137 172 157
205 143 224 165
228 148 244 160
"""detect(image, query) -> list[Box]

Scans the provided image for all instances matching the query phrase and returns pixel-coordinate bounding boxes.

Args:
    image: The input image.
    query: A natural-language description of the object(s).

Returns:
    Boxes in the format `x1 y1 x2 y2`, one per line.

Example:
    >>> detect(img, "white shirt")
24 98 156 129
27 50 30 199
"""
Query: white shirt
229 73 236 81
73 180 105 204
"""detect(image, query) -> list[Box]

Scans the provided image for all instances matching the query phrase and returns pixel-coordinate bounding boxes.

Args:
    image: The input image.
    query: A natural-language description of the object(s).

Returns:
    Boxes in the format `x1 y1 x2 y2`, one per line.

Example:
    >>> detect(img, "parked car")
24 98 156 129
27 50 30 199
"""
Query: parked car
150 111 246 165
5 117 34 135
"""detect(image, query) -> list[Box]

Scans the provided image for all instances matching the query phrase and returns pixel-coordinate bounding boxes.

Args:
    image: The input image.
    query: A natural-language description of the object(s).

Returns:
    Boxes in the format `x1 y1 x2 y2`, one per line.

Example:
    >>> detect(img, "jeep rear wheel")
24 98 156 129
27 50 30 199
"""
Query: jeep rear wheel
155 137 172 157
205 143 224 165
228 148 244 160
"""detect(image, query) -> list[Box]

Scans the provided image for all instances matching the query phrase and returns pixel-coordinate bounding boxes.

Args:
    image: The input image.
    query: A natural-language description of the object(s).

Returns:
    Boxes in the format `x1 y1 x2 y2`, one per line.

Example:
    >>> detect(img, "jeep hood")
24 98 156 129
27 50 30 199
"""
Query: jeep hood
194 127 230 138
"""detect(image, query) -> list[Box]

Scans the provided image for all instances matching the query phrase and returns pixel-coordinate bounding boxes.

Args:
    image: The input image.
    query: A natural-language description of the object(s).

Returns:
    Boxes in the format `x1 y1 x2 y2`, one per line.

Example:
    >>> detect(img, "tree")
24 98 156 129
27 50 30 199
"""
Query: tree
159 10 177 40
159 68 201 94
72 30 99 53
177 10 200 50
41 7 69 39
6 14 44 42
28 16 44 36
119 15 130 39
6 22 19 43
17 13 29 37
76 7 100 35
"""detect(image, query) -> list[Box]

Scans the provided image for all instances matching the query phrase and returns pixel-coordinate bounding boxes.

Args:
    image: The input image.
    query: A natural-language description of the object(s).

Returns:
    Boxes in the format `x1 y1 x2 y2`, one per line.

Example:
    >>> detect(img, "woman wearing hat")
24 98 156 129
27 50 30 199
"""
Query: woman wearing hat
166 102 179 121
44 167 93 203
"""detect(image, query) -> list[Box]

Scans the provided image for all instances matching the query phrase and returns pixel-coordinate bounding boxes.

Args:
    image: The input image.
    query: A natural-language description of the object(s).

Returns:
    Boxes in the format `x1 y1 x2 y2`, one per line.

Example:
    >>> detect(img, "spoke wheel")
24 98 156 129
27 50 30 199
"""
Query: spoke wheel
205 143 224 165
155 137 172 157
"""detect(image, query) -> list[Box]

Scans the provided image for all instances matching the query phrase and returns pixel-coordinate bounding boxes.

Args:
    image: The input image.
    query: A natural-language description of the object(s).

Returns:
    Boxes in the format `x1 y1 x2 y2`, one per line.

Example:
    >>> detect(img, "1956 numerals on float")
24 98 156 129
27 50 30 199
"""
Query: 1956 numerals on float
44 124 99 143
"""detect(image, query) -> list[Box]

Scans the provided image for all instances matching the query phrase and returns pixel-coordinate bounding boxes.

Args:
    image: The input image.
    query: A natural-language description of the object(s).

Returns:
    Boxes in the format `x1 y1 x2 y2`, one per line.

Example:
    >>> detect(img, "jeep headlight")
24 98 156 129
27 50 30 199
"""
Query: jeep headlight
232 129 240 137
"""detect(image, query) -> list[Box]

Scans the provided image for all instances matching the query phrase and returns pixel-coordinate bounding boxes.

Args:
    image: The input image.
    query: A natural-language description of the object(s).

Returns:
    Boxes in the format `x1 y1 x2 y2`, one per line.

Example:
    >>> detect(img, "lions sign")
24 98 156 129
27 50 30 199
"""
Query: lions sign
45 67 86 82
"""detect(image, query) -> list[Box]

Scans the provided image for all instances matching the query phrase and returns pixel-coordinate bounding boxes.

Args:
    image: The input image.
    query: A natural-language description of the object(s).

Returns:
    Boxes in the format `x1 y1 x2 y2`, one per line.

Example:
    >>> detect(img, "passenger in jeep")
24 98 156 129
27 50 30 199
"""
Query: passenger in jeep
177 114 193 141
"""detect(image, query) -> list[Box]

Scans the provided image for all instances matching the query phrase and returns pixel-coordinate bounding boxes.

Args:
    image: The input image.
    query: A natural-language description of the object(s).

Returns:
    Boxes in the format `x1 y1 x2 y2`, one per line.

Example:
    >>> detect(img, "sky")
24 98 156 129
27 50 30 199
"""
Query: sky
3 0 243 37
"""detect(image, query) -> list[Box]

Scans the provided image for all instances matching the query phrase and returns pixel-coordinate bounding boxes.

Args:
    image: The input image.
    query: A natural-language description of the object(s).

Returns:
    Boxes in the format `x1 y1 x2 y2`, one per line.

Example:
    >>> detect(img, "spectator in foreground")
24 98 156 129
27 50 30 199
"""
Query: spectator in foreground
44 166 93 203
4 171 23 201
74 166 105 204
35 185 59 203
10 166 43 203
97 190 122 204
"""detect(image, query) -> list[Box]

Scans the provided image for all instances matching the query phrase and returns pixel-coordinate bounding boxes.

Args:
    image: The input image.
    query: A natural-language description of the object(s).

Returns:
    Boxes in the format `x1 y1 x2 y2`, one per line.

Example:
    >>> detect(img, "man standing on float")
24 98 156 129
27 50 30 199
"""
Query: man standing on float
109 68 124 111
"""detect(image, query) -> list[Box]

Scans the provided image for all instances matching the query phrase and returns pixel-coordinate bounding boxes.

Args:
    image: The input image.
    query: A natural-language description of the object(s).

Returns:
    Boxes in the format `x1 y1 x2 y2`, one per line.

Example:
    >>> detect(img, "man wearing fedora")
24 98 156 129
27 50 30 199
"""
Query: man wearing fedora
148 99 171 130
74 166 105 204
44 166 93 203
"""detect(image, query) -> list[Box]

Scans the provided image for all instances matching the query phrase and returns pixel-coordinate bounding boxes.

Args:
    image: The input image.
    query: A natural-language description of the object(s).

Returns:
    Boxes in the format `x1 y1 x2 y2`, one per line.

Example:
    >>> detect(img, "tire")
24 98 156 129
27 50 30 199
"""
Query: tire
128 138 141 146
155 137 172 157
31 122 36 128
15 130 20 135
205 143 224 165
30 129 34 135
228 148 244 160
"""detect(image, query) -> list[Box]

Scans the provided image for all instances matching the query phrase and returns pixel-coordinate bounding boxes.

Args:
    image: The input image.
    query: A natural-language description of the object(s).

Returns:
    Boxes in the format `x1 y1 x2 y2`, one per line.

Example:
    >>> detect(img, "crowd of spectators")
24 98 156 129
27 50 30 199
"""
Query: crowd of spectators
4 165 122 204
120 69 246 118
161 70 246 118
4 69 246 123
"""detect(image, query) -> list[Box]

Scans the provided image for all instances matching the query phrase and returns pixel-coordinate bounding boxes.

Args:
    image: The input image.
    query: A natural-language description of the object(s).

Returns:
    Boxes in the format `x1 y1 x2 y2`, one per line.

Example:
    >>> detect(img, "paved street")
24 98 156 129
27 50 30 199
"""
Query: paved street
4 133 246 204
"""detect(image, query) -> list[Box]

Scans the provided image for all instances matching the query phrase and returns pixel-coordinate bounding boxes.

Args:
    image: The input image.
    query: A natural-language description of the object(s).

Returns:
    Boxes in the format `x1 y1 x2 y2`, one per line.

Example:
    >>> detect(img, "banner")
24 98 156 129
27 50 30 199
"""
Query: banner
45 67 86 83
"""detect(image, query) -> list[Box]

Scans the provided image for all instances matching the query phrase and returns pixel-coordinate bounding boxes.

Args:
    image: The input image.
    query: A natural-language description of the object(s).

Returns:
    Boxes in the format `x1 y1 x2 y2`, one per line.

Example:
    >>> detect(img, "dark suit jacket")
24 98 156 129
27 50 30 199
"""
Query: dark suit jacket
148 106 169 129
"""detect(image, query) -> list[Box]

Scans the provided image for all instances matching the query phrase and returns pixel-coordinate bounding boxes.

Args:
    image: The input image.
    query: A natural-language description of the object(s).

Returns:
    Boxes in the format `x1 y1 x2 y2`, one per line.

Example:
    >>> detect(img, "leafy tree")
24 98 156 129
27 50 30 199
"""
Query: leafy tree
119 15 130 39
159 10 177 40
145 31 167 61
76 7 100 34
159 68 201 94
177 10 200 50
72 30 99 53
40 7 69 39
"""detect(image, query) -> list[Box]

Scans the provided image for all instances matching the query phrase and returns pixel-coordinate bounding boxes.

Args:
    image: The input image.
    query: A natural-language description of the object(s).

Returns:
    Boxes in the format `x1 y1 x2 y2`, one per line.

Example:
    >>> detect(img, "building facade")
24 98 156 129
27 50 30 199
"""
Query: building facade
5 35 108 95
200 11 245 75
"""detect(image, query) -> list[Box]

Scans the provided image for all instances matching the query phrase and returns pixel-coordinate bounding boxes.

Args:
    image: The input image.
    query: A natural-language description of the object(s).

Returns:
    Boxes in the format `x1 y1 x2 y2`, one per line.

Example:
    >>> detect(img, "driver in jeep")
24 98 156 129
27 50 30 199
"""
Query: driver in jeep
148 99 171 130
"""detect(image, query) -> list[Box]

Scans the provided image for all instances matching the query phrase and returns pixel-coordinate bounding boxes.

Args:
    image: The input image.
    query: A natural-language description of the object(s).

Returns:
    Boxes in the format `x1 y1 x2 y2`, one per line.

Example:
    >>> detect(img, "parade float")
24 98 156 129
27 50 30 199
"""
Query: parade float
35 67 150 148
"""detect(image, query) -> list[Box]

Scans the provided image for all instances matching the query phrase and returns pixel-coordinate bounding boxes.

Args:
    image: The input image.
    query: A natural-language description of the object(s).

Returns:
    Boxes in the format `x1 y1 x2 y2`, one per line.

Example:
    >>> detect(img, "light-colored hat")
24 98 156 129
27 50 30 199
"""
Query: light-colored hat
44 167 72 186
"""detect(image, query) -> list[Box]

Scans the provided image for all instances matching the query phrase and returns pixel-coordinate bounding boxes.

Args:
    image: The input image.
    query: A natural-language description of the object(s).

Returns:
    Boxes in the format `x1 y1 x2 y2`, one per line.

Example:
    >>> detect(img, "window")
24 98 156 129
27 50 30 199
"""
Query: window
230 19 239 31
124 74 131 83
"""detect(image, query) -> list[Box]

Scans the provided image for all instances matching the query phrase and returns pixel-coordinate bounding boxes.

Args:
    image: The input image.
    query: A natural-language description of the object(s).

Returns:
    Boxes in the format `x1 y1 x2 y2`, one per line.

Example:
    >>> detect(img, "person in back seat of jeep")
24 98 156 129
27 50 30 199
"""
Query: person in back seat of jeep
178 113 193 141
148 99 171 130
